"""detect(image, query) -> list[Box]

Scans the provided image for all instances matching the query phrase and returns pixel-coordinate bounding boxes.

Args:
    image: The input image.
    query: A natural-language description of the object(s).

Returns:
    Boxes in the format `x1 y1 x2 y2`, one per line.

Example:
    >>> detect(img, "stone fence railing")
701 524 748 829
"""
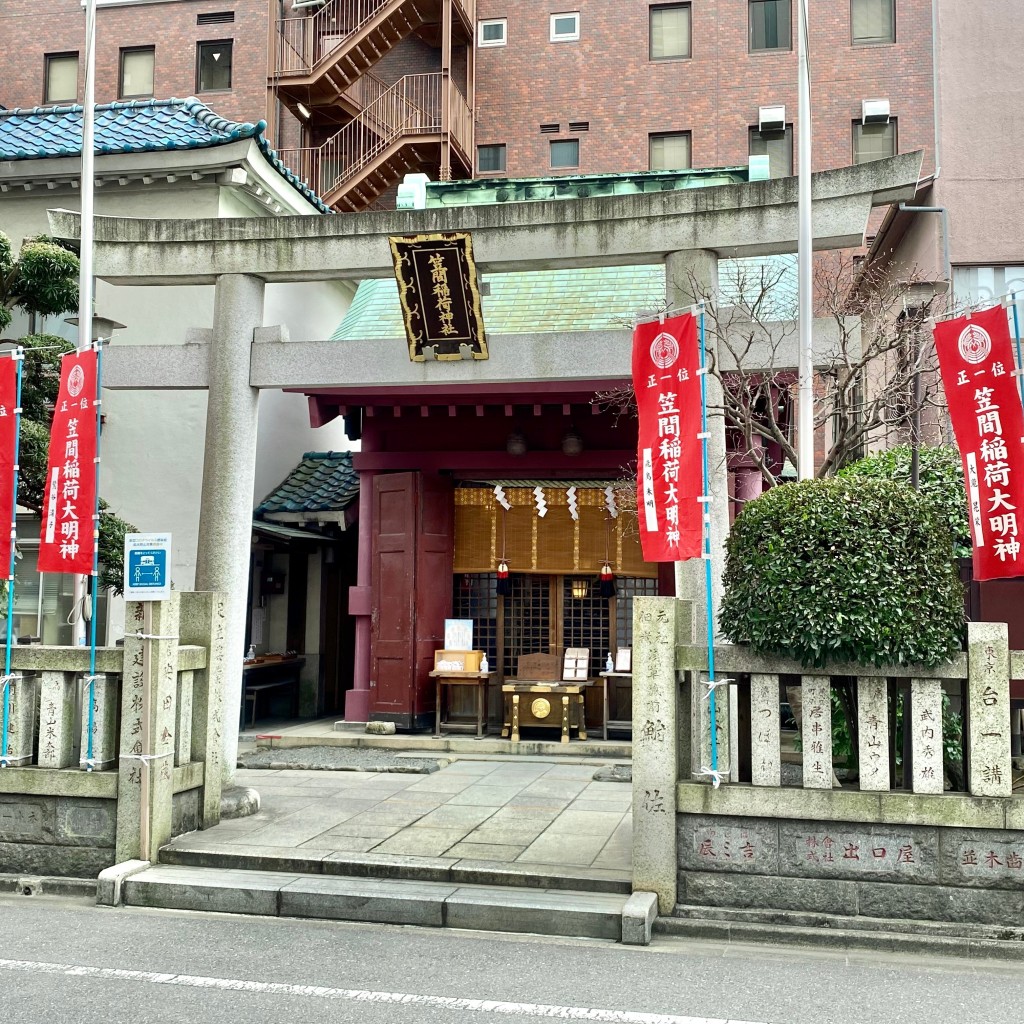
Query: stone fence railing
0 592 225 878
631 597 1024 923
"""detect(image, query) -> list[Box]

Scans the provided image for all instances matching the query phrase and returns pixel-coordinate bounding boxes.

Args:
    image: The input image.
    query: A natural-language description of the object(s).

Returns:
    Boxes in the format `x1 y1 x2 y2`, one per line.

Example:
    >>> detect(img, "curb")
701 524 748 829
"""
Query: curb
655 915 1024 962
0 873 97 899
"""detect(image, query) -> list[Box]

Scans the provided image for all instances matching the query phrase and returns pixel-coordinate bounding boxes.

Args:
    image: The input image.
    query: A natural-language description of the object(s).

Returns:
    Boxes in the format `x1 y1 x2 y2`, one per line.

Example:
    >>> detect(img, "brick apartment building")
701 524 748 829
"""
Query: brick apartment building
0 1 934 213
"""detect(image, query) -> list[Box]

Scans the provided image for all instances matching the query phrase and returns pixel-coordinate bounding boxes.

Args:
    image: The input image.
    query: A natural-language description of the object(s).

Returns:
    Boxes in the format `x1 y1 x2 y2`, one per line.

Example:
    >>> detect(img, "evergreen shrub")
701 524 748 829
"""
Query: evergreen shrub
720 477 965 667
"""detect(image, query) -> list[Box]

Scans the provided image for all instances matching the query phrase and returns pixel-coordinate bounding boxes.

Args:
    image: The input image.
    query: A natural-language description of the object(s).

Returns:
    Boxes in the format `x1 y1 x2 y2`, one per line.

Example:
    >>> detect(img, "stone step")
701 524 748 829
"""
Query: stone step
159 841 632 895
121 864 628 940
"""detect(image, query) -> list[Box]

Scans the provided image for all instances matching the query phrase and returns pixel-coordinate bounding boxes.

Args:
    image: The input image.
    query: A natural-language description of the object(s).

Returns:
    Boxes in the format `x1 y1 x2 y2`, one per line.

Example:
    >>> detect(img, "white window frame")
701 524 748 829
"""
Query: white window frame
550 12 580 42
478 18 507 47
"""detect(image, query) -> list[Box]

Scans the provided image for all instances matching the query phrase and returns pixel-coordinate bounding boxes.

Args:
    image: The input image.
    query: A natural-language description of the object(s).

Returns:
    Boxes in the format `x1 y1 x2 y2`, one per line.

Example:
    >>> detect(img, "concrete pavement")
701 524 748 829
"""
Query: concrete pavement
170 758 632 873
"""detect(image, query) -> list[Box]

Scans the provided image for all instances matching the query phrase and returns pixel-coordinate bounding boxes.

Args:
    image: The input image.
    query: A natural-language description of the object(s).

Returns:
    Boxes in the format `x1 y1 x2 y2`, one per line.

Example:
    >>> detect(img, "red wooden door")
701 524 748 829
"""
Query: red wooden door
413 473 454 721
370 473 417 720
369 472 454 727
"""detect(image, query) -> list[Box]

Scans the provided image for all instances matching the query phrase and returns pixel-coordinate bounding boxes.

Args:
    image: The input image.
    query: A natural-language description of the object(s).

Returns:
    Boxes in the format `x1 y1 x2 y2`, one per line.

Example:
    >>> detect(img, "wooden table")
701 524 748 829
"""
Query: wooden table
598 671 633 740
501 681 589 744
429 670 493 738
240 657 304 728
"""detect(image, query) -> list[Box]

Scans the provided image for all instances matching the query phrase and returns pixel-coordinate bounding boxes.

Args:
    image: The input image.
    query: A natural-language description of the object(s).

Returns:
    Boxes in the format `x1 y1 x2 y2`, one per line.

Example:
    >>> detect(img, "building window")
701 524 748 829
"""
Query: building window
749 126 793 177
650 4 691 60
549 139 579 168
852 0 895 45
477 144 507 173
44 53 78 104
550 12 580 42
196 40 233 92
478 18 507 47
649 132 691 171
119 47 155 99
749 0 791 51
852 119 896 163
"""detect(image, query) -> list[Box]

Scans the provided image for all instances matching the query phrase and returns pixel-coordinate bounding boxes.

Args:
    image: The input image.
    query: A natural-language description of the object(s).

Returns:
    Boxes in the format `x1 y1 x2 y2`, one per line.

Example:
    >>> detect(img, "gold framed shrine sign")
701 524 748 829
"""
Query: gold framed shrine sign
388 232 489 362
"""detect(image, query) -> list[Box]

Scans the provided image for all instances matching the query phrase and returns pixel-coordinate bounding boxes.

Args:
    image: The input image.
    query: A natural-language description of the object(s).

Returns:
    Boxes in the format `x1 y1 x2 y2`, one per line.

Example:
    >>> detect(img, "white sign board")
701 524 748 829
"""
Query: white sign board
123 533 171 602
444 619 474 651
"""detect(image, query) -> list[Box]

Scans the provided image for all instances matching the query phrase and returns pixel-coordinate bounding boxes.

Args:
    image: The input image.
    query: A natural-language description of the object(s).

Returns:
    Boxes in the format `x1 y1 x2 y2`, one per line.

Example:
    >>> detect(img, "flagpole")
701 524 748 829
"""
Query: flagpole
697 305 719 776
0 350 24 769
73 0 98 649
84 341 103 770
796 0 814 480
1011 293 1024 410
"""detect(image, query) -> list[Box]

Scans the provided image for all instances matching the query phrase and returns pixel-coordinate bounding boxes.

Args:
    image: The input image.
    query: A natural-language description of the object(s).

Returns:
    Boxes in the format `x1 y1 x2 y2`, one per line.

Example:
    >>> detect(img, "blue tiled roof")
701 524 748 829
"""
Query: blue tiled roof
0 97 331 214
256 452 358 517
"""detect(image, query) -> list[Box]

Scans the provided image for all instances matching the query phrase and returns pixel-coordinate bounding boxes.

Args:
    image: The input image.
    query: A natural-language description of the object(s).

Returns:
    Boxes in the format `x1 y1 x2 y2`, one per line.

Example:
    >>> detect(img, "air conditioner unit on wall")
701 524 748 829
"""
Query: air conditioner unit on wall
862 99 891 124
758 105 786 133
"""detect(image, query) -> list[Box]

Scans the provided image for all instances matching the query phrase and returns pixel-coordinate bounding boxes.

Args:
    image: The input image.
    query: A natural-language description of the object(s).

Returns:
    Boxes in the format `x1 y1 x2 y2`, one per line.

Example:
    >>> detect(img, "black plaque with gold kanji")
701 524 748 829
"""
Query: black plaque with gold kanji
388 232 488 361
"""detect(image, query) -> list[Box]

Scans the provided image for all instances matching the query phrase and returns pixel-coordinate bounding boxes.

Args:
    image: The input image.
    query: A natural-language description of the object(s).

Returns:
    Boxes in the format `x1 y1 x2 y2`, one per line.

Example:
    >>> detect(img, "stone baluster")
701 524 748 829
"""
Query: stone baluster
967 621 1012 798
909 678 944 795
750 673 781 787
36 671 77 769
800 675 832 789
79 674 118 770
856 676 890 792
2 674 38 766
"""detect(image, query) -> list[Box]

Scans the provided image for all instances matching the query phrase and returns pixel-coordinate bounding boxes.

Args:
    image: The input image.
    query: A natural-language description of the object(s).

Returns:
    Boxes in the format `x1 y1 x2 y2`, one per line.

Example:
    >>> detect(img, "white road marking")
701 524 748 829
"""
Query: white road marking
0 957 767 1024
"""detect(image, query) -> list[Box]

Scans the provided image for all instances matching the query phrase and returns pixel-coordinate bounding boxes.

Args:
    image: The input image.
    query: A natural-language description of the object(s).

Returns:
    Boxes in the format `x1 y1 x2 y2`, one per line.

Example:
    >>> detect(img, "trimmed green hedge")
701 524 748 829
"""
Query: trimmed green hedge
720 477 965 667
839 444 970 558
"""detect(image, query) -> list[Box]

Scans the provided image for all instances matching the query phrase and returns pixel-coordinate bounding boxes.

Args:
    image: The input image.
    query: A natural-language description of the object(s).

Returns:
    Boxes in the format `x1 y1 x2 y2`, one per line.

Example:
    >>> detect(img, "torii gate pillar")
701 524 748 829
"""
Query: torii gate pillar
194 273 265 784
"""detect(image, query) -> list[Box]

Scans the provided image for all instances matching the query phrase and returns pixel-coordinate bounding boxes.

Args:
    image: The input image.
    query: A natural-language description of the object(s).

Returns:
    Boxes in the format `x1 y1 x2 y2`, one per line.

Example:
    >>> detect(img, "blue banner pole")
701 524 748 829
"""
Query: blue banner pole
0 348 24 769
1011 292 1024 411
697 306 719 774
84 342 103 770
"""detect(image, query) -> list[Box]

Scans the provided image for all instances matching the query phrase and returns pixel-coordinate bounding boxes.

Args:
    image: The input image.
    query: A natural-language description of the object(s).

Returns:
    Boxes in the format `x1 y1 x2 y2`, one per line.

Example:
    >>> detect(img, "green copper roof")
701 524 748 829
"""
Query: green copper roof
423 166 750 208
332 265 667 340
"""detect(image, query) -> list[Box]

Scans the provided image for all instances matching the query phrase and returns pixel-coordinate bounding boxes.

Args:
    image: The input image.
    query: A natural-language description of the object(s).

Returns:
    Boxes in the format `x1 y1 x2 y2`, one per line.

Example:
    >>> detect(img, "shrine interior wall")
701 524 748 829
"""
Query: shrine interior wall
677 808 1024 926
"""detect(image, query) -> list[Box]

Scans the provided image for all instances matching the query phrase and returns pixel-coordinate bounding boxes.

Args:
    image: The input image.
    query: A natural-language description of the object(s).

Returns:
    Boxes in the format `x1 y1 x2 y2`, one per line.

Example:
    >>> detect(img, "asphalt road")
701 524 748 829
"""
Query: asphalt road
0 894 1022 1024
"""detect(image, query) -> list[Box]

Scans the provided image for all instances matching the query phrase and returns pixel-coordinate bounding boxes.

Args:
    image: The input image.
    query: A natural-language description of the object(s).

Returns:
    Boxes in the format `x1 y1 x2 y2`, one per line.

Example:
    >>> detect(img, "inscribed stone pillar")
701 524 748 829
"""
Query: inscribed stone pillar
691 673 730 781
856 676 890 792
801 675 832 789
193 273 265 786
632 597 684 914
79 674 117 770
750 673 781 786
36 671 77 769
910 678 944 795
2 674 37 766
116 597 181 862
664 250 727 646
175 670 194 767
180 591 227 828
967 621 1012 798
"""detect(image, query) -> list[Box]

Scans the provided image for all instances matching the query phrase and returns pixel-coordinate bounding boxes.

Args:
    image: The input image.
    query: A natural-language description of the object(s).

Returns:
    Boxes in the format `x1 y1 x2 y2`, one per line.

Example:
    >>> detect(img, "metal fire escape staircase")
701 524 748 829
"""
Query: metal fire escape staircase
273 0 474 212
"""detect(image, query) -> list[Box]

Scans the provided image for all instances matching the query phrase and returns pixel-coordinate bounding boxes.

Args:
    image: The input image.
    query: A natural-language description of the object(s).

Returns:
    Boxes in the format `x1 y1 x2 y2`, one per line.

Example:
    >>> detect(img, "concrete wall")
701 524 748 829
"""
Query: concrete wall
678 810 1024 926
0 793 116 877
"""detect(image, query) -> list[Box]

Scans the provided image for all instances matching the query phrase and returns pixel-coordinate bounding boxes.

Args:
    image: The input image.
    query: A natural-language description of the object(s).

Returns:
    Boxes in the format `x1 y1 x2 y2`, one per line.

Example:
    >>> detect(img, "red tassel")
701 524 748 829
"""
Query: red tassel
599 562 616 598
496 560 512 597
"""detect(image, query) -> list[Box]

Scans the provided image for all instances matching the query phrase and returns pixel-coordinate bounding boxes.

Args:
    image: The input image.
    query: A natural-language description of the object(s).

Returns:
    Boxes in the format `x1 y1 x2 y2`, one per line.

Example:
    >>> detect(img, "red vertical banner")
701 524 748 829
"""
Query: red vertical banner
632 313 703 562
38 349 97 575
933 304 1024 581
0 357 19 571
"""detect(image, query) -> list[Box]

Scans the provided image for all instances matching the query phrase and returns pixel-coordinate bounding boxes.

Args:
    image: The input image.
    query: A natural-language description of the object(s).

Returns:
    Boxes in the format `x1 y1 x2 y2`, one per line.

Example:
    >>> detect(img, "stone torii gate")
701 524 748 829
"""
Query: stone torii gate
49 152 924 783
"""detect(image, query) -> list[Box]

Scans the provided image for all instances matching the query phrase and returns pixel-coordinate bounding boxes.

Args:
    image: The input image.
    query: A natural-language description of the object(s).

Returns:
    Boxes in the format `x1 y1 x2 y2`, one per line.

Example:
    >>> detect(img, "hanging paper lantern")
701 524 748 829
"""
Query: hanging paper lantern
496 559 512 597
599 562 616 598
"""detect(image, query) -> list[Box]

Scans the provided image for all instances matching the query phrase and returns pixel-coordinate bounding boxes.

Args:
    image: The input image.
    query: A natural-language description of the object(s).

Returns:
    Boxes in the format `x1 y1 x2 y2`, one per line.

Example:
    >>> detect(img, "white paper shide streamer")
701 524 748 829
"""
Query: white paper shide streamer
566 486 578 521
533 486 548 518
604 485 618 518
493 484 511 511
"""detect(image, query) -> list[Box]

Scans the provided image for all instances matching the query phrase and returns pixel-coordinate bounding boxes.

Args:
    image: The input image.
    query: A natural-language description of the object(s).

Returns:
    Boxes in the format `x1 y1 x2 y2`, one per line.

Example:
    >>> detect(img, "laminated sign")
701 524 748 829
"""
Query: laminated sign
38 349 97 575
631 313 703 562
0 357 18 569
933 305 1024 580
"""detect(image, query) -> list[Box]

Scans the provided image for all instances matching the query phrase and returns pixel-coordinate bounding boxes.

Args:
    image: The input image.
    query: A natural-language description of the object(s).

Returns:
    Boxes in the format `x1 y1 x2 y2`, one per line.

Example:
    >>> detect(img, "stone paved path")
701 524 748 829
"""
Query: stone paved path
187 759 631 871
